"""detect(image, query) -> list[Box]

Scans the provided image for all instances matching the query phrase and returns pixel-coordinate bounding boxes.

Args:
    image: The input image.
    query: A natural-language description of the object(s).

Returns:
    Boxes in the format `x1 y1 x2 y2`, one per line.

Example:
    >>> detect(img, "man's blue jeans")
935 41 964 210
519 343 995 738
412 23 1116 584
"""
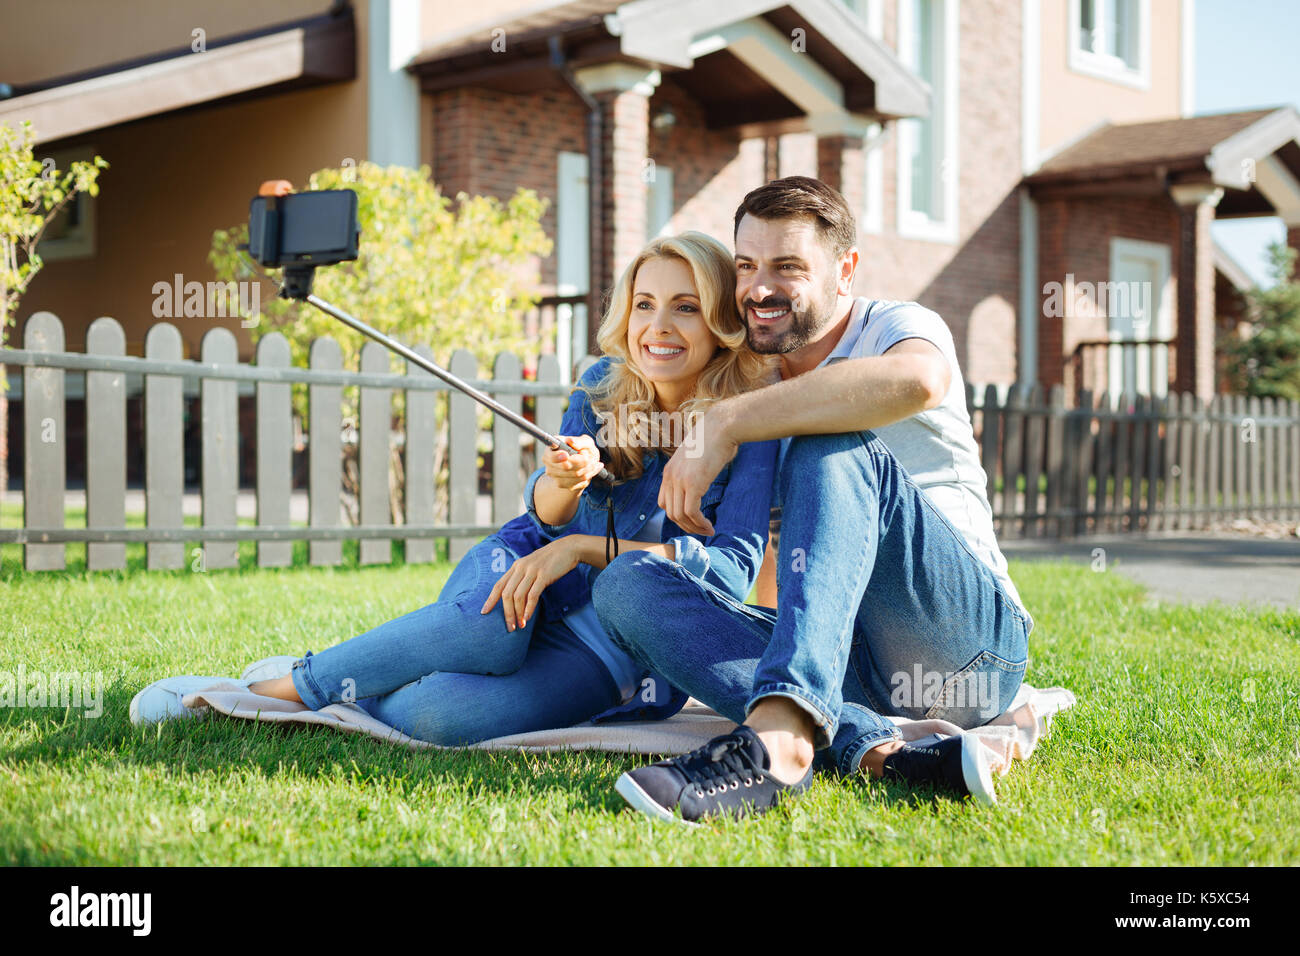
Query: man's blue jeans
289 534 622 745
593 430 1031 777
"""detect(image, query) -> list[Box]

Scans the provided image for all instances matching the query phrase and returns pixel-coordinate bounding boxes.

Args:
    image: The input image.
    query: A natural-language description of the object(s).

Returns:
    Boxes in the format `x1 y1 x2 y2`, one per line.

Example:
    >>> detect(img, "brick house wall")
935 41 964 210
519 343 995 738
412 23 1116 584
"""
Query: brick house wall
431 86 587 289
650 82 765 252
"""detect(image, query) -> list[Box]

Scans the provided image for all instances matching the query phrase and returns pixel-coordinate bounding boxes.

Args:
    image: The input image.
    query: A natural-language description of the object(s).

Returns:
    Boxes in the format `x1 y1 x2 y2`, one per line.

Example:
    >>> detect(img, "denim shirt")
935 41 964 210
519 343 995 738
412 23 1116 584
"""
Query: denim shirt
494 356 779 722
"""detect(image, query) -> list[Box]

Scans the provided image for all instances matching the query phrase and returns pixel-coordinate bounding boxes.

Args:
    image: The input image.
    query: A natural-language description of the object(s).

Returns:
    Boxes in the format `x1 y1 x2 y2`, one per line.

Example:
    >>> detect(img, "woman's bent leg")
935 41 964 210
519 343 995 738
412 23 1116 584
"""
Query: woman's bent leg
292 535 533 709
354 620 622 746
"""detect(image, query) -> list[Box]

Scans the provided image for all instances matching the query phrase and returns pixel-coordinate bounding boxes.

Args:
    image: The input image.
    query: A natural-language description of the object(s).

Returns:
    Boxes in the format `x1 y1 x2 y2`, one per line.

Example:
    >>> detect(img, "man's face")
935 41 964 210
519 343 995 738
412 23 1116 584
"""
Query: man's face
734 214 843 354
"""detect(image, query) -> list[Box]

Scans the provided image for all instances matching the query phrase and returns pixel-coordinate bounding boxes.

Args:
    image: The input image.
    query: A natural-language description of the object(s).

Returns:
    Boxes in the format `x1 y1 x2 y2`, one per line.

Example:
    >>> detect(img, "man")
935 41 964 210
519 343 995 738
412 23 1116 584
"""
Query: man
592 176 1034 823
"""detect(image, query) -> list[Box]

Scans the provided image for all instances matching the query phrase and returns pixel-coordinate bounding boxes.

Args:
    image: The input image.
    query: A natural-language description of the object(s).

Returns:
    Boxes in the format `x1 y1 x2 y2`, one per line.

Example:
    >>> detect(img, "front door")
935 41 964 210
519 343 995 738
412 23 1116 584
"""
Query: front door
1108 237 1172 405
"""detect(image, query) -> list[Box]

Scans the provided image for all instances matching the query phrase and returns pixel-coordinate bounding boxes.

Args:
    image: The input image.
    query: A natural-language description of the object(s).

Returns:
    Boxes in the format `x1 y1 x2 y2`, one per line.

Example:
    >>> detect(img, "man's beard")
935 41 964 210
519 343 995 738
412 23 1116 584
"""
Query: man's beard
742 280 838 354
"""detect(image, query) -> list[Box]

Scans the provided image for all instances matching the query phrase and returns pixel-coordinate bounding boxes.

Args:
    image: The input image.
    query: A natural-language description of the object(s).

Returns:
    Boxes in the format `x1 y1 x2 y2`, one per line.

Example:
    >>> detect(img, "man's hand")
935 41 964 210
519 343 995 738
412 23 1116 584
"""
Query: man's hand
480 538 581 630
658 406 738 536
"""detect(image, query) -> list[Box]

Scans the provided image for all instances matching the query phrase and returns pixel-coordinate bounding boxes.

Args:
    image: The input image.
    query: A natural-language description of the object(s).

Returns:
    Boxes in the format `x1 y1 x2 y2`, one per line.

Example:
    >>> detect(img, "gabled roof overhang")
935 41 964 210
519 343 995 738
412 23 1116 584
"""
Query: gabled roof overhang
0 8 356 145
409 0 929 135
1024 107 1300 222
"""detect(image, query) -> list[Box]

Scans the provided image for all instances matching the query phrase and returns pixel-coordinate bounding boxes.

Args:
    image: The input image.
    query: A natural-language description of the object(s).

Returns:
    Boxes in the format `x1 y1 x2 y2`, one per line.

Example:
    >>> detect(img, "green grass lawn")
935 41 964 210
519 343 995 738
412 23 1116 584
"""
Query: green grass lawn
2 505 1298 865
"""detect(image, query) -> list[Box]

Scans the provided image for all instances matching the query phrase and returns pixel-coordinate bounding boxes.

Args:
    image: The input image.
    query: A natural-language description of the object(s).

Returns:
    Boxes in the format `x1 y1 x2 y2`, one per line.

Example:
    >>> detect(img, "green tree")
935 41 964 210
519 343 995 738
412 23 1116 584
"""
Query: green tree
209 161 552 524
0 119 108 496
1220 240 1300 401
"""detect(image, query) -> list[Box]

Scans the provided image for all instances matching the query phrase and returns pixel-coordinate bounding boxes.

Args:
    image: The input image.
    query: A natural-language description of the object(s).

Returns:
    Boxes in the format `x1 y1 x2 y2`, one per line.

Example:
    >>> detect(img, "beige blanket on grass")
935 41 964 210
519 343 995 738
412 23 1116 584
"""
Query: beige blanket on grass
182 683 1075 778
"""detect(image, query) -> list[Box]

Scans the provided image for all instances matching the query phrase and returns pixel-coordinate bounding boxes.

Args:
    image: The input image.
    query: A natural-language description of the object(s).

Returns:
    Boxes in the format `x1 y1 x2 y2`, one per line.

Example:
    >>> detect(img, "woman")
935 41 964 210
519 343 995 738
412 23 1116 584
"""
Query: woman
130 232 779 745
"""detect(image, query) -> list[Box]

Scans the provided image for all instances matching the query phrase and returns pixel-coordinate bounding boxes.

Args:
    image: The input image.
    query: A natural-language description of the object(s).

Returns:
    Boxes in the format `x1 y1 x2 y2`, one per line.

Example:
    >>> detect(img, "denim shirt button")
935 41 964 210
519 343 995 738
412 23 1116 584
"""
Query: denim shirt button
638 513 646 520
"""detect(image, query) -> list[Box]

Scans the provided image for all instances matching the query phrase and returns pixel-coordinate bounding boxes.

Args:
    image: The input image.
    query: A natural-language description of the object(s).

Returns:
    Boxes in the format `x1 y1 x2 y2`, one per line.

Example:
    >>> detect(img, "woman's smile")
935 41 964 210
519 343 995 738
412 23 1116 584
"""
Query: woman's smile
642 342 687 362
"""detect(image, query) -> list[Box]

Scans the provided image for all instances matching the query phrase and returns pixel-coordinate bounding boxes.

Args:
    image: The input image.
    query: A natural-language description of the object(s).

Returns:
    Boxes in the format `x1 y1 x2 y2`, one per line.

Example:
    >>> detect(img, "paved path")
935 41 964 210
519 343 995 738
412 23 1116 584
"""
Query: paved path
1000 532 1300 611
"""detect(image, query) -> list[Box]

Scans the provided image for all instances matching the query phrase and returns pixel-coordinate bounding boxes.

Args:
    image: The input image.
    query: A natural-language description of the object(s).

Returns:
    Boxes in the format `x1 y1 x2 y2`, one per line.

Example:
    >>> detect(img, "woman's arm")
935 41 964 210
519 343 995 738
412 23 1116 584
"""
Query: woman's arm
481 534 674 630
523 359 611 536
531 434 604 527
562 535 674 569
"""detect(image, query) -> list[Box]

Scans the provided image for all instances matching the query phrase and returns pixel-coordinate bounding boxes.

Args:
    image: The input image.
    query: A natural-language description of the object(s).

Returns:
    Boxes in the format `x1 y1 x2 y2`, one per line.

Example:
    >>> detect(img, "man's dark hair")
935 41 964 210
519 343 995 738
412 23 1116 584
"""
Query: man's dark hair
733 176 857 258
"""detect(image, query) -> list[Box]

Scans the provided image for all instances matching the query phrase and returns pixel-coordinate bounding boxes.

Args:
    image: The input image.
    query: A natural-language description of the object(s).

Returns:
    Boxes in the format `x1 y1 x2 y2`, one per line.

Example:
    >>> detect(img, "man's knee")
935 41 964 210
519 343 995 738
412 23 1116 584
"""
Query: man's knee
780 431 877 482
591 550 679 650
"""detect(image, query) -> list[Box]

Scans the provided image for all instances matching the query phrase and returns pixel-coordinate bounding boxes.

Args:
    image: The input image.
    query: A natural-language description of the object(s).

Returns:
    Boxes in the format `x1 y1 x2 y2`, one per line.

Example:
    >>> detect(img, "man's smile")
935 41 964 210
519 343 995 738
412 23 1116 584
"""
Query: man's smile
747 301 792 327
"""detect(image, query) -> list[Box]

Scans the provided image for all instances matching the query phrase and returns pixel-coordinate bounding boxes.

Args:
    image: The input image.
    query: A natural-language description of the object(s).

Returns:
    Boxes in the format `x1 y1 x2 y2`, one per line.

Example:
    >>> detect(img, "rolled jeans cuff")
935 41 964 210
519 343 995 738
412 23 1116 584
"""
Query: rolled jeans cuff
838 726 903 777
289 652 330 711
746 683 837 750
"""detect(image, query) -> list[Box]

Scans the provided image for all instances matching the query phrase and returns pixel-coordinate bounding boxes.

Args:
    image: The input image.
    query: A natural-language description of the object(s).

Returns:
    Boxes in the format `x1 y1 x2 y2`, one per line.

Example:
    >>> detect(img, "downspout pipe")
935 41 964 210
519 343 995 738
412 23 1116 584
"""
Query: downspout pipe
549 36 603 359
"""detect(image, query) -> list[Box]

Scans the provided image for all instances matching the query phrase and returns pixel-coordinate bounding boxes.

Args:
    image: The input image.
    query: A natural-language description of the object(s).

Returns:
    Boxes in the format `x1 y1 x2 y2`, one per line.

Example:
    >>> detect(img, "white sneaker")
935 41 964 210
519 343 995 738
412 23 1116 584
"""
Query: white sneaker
129 675 245 726
240 655 301 683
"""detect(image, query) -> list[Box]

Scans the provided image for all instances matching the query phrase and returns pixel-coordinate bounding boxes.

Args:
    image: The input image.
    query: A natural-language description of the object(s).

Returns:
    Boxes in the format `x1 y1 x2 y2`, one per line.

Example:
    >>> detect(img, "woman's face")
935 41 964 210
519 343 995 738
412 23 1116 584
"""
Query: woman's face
625 256 719 398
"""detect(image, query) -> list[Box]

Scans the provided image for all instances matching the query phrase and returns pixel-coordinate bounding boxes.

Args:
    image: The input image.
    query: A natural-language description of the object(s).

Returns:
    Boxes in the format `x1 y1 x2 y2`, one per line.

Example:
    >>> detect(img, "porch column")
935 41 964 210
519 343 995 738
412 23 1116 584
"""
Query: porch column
1035 198 1068 392
575 63 658 351
1170 183 1223 403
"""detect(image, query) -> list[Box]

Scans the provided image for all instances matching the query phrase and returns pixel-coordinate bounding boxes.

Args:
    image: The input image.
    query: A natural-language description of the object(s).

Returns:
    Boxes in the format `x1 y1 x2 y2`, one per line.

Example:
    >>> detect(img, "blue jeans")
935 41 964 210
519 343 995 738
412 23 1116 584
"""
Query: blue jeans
289 534 622 745
593 430 1031 777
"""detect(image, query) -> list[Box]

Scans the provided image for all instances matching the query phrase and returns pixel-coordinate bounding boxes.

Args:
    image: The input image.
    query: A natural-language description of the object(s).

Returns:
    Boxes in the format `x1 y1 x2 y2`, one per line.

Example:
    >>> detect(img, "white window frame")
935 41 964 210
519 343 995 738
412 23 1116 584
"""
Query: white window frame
860 0 884 234
556 151 591 383
896 0 959 244
1068 0 1151 91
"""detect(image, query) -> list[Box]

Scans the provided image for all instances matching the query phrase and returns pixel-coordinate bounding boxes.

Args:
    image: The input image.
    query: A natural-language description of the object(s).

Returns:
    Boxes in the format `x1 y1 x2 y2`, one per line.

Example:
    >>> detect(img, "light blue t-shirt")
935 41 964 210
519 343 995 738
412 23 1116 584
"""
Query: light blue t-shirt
561 509 668 701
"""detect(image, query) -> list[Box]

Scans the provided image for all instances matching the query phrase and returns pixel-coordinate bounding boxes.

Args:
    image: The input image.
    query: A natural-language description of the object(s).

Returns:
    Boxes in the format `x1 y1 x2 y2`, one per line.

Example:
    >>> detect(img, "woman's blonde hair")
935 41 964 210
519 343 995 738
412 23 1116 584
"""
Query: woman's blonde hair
579 231 775 481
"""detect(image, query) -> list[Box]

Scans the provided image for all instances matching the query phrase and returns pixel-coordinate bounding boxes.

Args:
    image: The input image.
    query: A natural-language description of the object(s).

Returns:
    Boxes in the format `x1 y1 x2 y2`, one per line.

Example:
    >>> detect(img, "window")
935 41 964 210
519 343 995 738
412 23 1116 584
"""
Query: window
646 165 674 240
1070 0 1149 89
556 151 590 382
37 145 98 262
897 0 958 242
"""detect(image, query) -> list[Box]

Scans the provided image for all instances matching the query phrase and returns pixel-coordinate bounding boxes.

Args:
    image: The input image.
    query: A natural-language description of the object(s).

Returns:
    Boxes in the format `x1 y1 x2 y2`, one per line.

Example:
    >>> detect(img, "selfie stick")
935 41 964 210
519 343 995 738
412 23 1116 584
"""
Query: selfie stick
292 285 615 486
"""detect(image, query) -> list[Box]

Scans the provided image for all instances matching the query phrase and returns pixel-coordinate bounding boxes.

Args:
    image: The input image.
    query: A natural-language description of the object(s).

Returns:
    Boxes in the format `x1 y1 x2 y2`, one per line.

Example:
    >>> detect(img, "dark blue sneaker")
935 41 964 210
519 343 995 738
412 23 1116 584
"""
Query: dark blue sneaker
614 726 813 825
880 733 997 805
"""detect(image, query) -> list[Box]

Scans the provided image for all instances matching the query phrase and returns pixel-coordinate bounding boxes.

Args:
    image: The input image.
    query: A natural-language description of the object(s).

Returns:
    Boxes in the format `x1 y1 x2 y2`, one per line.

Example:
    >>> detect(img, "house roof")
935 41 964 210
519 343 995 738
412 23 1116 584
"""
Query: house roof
412 0 622 65
0 8 355 145
1026 107 1300 222
409 0 929 132
1034 109 1278 179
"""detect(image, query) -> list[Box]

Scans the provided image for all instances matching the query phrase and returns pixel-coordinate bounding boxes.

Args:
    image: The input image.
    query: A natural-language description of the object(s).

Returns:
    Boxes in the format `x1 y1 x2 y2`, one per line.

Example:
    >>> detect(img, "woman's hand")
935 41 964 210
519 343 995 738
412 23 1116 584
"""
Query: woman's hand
480 537 581 630
543 435 604 494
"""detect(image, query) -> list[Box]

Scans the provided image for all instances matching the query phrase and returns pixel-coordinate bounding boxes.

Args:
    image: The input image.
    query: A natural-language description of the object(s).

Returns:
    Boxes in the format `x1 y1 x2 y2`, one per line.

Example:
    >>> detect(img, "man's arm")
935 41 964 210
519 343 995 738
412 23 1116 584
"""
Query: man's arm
719 338 950 445
660 338 951 535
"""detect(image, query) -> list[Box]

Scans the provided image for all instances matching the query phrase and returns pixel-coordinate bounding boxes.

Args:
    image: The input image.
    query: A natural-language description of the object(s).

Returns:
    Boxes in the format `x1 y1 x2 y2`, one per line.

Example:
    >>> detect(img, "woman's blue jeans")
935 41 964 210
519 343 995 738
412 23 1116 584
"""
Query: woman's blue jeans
593 429 1032 777
289 534 622 745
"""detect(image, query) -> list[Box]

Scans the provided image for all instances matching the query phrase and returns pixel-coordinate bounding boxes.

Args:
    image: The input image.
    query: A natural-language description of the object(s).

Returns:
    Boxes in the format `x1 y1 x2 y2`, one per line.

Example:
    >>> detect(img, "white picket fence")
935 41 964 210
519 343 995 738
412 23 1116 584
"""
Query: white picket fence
2 312 596 572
